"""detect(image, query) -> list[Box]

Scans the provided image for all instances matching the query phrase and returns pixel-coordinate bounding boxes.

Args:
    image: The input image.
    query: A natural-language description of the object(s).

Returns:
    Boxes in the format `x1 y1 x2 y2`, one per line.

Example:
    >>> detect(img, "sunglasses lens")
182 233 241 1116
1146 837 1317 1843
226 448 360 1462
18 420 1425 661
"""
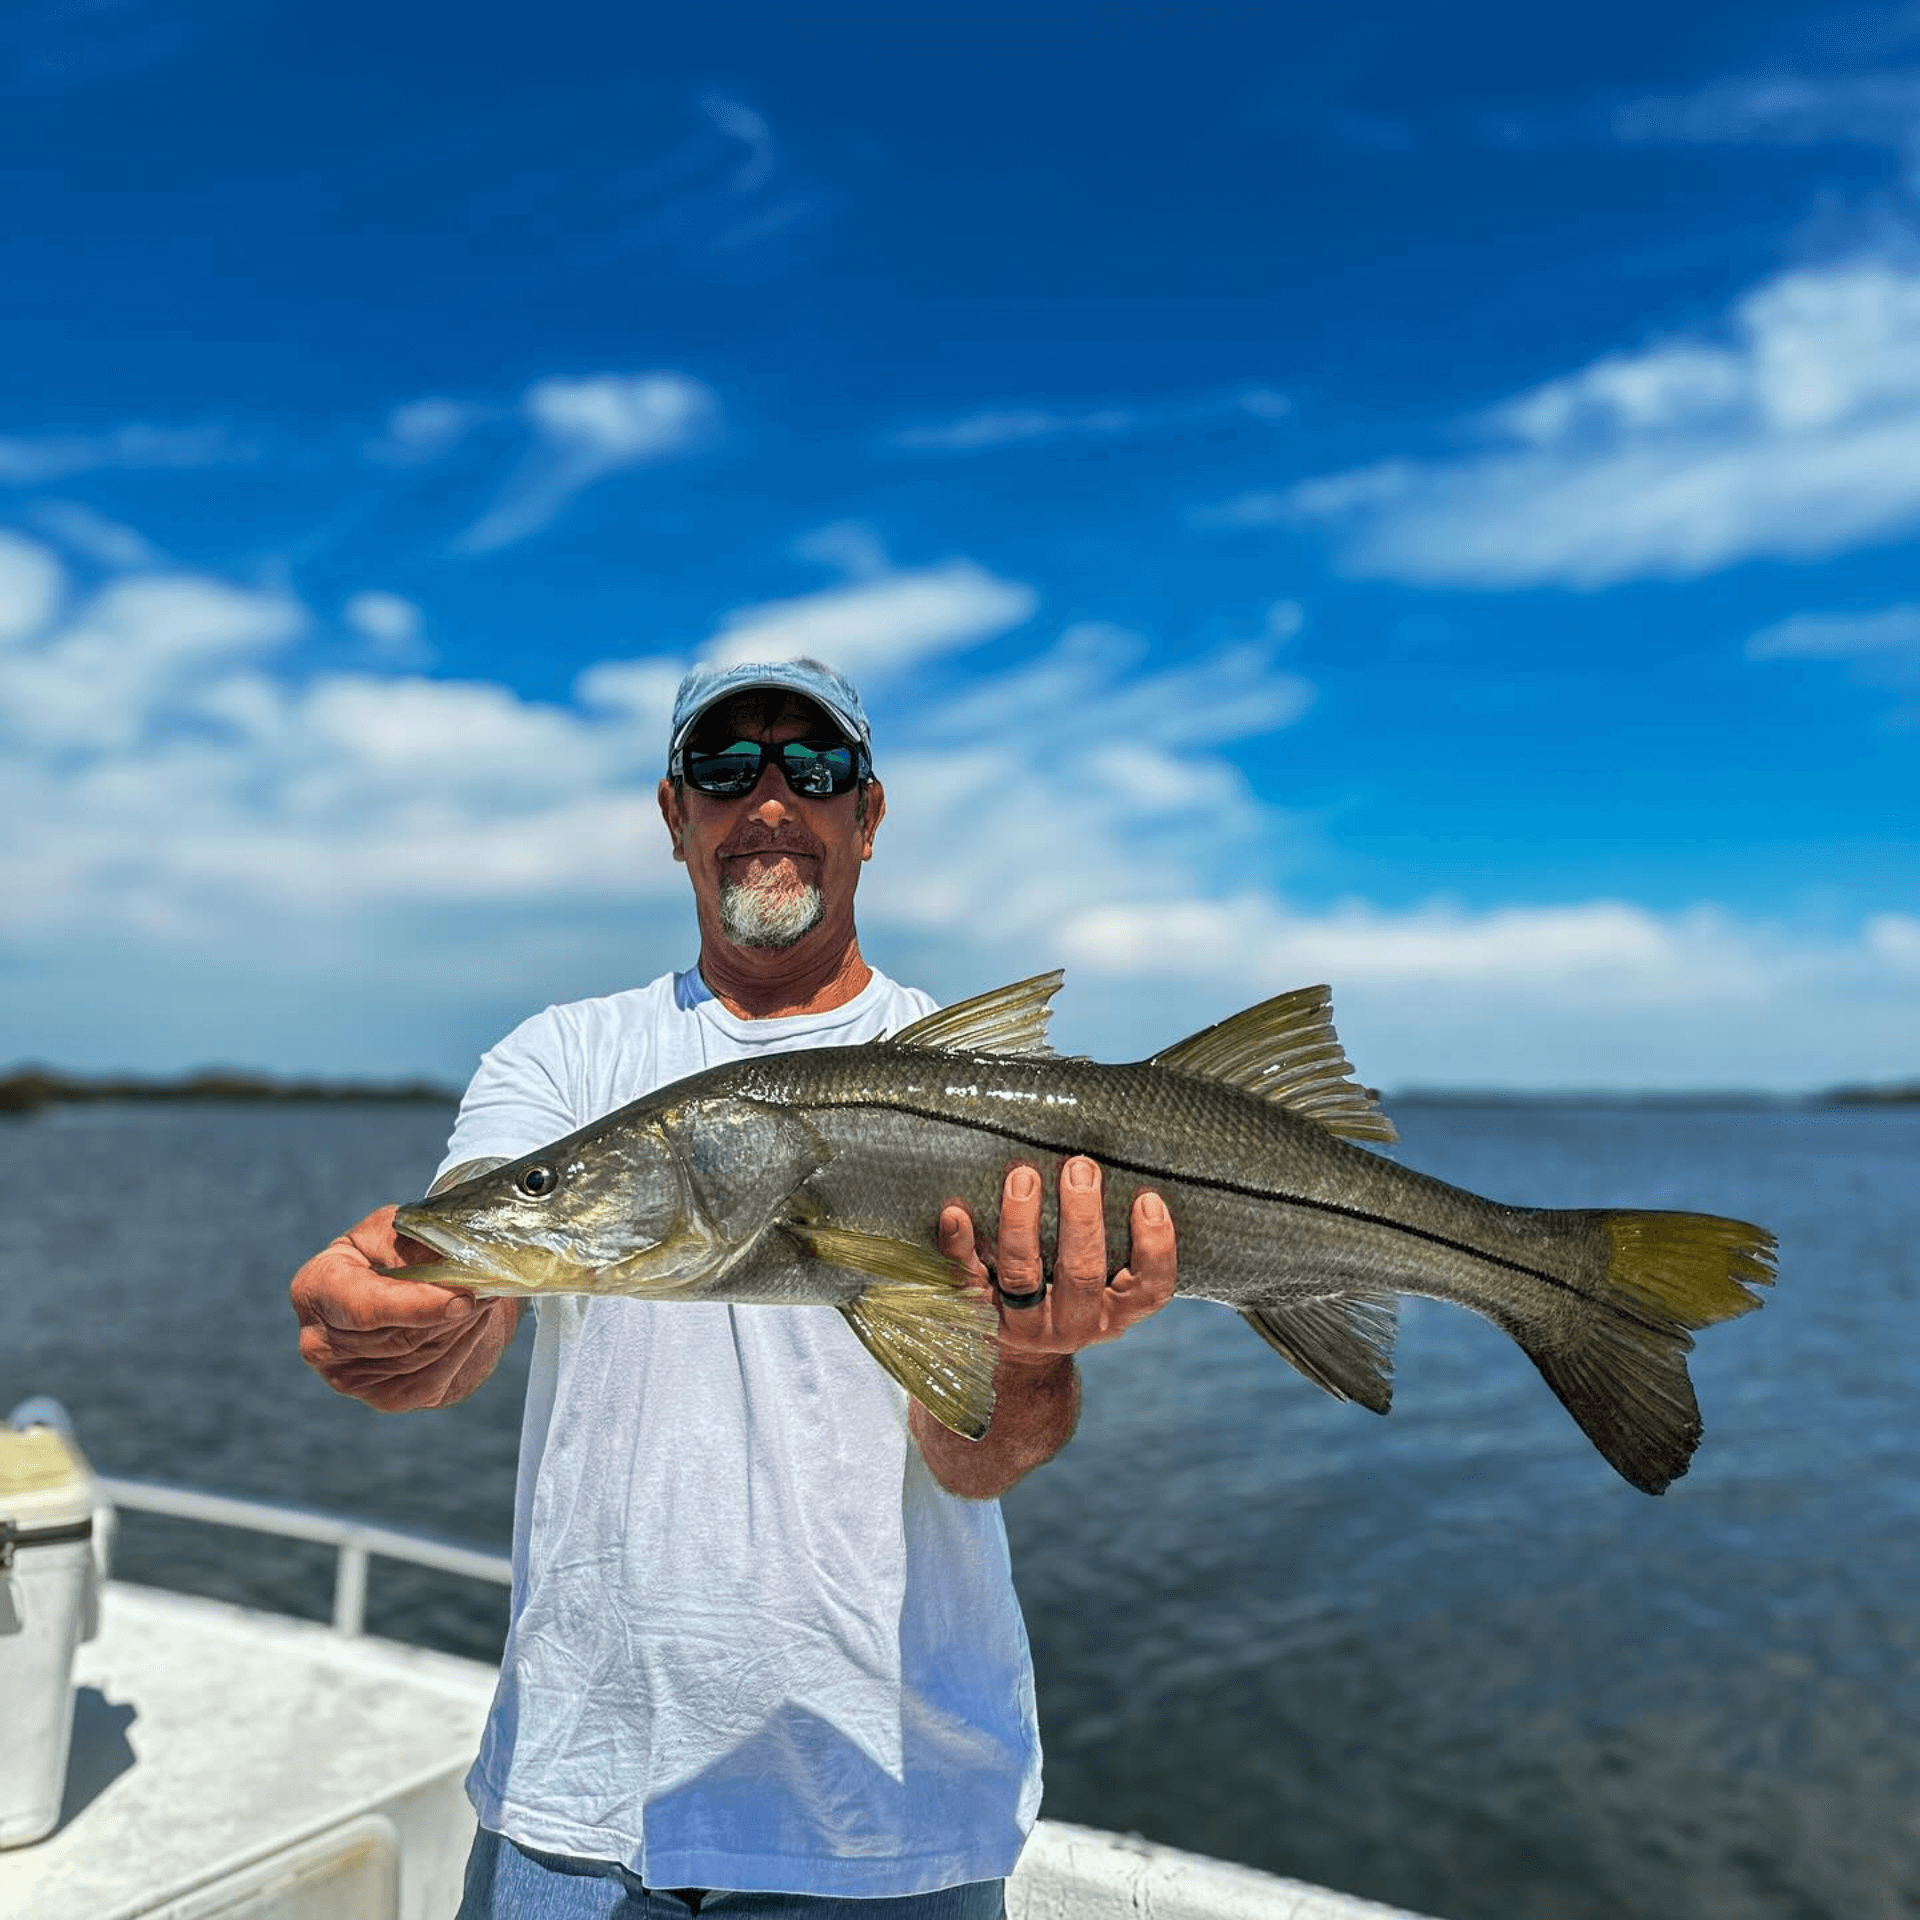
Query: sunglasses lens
684 747 766 794
782 743 855 795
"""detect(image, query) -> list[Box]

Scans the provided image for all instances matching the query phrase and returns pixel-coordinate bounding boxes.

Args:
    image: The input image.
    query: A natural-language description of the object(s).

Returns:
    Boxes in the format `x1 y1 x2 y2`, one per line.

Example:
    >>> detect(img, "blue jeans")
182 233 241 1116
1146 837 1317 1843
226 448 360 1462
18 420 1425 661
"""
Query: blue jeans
457 1830 1008 1920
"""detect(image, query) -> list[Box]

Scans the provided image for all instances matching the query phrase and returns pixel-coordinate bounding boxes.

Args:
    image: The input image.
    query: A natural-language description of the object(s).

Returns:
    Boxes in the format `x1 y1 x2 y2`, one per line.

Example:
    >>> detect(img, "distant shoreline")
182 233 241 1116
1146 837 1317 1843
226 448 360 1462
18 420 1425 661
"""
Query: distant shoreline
0 1069 459 1114
3 1067 1912 1116
1386 1085 1920 1109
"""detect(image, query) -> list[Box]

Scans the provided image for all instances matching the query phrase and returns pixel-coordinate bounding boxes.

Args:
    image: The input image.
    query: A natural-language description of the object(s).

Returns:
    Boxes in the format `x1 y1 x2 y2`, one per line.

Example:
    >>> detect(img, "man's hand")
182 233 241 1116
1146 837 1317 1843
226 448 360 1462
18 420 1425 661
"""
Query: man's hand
939 1156 1178 1362
290 1205 521 1412
910 1157 1178 1499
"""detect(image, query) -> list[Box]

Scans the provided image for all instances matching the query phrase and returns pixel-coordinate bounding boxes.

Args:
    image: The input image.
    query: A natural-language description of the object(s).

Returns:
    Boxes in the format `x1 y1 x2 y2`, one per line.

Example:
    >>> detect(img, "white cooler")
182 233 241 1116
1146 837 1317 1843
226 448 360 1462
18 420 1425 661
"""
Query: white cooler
0 1417 106 1849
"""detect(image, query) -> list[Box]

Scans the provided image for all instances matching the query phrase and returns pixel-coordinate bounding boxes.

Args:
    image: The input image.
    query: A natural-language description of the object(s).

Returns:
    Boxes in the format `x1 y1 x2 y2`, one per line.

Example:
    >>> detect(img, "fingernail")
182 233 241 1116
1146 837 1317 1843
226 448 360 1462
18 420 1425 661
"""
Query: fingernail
1139 1193 1167 1224
1009 1167 1040 1202
1066 1158 1097 1191
441 1296 475 1321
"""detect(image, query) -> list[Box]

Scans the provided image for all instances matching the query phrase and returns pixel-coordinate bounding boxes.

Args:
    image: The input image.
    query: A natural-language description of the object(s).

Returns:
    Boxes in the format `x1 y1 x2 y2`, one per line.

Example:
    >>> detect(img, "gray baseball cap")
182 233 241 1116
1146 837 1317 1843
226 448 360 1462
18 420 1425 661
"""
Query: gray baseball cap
667 657 873 766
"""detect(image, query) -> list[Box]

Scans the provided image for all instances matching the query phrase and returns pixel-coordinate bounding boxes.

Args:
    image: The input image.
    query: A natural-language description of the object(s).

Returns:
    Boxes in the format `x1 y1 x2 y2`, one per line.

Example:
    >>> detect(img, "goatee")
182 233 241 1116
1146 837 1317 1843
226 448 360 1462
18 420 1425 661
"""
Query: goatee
719 875 825 948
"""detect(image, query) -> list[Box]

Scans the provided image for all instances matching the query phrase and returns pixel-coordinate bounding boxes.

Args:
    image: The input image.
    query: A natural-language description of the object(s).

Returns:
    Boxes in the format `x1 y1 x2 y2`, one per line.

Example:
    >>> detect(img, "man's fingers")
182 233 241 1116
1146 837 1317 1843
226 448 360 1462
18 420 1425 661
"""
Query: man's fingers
994 1164 1046 1304
938 1204 992 1290
291 1247 477 1333
1108 1189 1179 1325
1048 1158 1109 1344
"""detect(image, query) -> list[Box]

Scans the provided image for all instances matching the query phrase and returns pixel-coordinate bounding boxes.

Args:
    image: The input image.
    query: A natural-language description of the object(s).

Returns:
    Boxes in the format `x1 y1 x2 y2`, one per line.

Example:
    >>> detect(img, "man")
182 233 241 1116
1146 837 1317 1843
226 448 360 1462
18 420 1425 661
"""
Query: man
291 657 1177 1919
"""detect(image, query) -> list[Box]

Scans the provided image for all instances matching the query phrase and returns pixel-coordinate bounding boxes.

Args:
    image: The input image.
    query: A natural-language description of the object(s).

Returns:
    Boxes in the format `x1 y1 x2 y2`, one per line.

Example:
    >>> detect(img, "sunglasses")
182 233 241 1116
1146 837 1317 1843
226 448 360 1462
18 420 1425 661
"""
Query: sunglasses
673 736 870 799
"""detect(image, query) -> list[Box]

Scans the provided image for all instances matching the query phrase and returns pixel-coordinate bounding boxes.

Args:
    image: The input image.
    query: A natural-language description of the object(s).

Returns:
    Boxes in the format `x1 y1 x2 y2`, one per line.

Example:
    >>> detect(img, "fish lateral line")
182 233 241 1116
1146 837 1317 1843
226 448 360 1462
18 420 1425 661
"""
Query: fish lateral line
818 1094 1601 1307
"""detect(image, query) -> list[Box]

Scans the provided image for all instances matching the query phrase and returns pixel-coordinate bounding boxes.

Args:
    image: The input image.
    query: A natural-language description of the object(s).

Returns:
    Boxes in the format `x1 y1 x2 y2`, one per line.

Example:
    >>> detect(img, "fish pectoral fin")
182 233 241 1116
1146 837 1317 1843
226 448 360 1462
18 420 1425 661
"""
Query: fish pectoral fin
1150 985 1396 1144
884 972 1068 1059
1241 1293 1396 1413
787 1222 1000 1441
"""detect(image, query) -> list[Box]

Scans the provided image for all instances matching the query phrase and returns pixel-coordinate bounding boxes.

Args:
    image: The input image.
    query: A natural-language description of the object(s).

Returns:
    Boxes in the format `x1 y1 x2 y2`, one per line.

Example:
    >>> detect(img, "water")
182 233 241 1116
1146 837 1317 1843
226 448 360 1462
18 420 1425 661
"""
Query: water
2 1098 1915 1920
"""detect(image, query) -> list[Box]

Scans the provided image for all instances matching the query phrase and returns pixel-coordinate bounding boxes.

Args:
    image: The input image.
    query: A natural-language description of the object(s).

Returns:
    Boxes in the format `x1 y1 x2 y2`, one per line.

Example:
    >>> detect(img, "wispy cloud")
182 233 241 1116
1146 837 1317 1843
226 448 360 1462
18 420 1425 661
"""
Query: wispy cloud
1612 70 1920 160
365 396 486 467
705 562 1037 674
0 422 255 485
1747 602 1920 702
1244 259 1920 586
30 499 164 569
893 387 1289 456
342 590 428 661
456 372 720 553
893 407 1136 453
1747 603 1920 658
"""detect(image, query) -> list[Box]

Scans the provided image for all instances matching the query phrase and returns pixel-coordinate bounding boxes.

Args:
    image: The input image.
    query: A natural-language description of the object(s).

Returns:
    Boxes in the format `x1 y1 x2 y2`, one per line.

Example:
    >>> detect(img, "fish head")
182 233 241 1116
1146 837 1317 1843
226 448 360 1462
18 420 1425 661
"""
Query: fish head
391 1124 700 1295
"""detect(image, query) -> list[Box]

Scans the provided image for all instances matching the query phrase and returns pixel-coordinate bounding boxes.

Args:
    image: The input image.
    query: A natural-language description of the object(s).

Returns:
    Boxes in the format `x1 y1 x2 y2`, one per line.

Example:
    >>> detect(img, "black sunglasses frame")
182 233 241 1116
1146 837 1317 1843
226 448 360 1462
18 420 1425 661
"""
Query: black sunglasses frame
671 736 872 799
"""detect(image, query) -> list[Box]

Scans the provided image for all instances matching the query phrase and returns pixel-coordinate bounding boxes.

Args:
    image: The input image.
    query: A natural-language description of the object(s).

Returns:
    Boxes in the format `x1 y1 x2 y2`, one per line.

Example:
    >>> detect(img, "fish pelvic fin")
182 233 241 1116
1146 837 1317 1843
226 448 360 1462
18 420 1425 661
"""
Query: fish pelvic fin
1149 985 1396 1143
885 971 1066 1059
1241 1294 1396 1414
787 1222 1001 1440
1526 1211 1777 1496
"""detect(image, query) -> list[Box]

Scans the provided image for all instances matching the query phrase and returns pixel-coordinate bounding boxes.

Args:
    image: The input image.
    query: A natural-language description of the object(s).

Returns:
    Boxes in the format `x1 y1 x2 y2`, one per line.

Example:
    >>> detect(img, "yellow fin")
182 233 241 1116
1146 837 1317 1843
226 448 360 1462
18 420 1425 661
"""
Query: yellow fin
1150 984 1397 1143
886 971 1065 1058
1602 1211 1777 1328
1520 1210 1776 1495
790 1222 1000 1440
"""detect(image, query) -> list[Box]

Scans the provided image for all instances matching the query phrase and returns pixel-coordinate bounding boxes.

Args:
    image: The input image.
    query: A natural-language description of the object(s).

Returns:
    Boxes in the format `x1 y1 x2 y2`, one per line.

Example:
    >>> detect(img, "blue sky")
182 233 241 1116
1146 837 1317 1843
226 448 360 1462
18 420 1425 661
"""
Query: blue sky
3 0 1917 1090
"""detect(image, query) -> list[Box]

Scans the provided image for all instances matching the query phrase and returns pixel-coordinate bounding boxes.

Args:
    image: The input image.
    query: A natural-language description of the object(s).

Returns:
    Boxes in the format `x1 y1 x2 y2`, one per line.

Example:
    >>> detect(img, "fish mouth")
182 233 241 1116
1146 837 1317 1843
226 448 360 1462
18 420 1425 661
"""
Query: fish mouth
385 1205 608 1296
385 1208 519 1289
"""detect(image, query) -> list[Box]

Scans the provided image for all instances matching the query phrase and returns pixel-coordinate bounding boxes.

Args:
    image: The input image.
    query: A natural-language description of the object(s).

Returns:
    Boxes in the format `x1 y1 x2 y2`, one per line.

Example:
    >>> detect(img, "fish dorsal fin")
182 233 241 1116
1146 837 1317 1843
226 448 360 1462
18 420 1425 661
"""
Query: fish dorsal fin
885 971 1065 1057
1150 984 1397 1143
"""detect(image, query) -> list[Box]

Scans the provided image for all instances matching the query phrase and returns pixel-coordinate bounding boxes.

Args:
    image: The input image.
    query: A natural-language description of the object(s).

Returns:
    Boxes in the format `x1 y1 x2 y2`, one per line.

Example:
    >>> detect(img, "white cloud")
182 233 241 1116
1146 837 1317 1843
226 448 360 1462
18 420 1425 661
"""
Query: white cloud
894 386 1293 454
708 562 1038 674
894 407 1135 452
366 396 481 466
793 519 890 580
0 574 303 749
1612 70 1920 158
0 530 64 642
0 422 252 485
4 533 1912 1091
1747 604 1920 658
459 372 719 552
1263 260 1920 587
343 589 425 652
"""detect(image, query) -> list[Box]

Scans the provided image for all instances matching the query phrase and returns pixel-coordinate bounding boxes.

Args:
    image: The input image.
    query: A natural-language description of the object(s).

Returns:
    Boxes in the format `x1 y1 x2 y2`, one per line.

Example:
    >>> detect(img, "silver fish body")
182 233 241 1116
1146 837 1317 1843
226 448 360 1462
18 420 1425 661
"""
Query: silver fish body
395 974 1775 1492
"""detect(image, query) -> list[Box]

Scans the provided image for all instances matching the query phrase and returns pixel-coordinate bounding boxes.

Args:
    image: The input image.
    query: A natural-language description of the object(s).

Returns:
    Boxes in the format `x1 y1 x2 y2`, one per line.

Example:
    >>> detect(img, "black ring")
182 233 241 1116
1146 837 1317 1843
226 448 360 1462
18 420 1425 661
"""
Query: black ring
995 1274 1048 1311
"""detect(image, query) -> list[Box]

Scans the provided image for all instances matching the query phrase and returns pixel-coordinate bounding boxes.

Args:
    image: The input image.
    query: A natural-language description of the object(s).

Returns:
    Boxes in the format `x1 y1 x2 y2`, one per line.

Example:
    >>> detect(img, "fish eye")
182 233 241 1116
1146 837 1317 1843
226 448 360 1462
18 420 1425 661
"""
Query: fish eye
518 1163 560 1198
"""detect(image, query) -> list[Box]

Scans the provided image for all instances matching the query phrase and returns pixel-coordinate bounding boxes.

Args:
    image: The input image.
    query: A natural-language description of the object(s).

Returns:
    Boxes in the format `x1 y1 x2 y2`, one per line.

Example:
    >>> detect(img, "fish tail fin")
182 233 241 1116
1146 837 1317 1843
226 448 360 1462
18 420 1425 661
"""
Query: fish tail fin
1524 1211 1776 1495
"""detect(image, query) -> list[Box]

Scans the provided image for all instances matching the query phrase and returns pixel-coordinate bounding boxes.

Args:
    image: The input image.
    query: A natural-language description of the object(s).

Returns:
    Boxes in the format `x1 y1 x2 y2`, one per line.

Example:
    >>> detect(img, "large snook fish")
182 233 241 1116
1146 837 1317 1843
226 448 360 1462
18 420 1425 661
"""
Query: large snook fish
391 973 1775 1493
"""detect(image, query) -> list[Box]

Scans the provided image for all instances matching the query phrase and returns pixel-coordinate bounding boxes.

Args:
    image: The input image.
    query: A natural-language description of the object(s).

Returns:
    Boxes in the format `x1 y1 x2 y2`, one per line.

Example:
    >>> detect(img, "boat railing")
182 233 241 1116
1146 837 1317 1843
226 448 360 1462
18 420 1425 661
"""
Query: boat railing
95 1475 512 1639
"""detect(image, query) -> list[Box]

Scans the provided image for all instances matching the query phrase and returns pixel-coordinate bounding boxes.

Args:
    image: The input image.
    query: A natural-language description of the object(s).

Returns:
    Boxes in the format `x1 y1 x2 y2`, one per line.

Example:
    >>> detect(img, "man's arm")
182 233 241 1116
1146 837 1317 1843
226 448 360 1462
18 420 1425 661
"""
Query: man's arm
290 1203 522 1411
909 1157 1178 1500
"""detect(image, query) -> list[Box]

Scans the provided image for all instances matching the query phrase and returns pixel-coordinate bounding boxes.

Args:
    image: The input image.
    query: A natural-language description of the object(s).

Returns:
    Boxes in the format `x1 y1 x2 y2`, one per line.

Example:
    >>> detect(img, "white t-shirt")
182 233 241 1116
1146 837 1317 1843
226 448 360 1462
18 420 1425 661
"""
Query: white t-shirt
439 966 1042 1895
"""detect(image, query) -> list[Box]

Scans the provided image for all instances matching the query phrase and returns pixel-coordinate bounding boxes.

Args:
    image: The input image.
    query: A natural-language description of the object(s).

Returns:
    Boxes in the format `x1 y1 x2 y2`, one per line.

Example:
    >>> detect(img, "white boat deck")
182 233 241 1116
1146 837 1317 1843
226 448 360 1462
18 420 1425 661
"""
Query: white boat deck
2 1578 1434 1920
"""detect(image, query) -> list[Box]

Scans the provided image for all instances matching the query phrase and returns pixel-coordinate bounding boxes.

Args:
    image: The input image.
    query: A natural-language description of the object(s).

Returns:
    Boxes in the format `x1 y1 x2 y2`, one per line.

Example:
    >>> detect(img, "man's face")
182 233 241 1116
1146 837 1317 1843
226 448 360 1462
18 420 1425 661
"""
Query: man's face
657 691 884 956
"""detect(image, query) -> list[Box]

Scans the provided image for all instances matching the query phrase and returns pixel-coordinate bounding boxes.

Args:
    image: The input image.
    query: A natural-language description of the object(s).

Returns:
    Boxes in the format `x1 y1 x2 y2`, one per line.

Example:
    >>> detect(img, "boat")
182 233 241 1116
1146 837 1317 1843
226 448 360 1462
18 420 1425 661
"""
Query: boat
0 1403 1435 1919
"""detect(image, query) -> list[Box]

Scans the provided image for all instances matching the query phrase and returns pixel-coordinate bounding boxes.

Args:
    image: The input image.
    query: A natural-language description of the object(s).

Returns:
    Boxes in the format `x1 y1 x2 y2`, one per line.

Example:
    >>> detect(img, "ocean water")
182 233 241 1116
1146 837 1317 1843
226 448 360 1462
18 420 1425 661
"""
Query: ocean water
1 1096 1915 1920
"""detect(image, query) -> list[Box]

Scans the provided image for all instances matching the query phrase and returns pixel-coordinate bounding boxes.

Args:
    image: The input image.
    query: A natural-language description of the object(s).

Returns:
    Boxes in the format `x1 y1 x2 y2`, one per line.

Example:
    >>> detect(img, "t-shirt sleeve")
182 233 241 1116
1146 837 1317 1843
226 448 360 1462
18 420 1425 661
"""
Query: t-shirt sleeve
435 1007 587 1185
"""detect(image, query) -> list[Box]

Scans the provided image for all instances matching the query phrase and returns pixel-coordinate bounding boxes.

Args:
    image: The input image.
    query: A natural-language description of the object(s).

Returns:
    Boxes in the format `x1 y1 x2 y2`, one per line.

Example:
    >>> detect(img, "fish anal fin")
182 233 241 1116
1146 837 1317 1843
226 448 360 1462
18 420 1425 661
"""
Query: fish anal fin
1521 1210 1776 1495
1151 985 1396 1143
788 1222 1001 1439
1242 1294 1396 1413
886 972 1066 1058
